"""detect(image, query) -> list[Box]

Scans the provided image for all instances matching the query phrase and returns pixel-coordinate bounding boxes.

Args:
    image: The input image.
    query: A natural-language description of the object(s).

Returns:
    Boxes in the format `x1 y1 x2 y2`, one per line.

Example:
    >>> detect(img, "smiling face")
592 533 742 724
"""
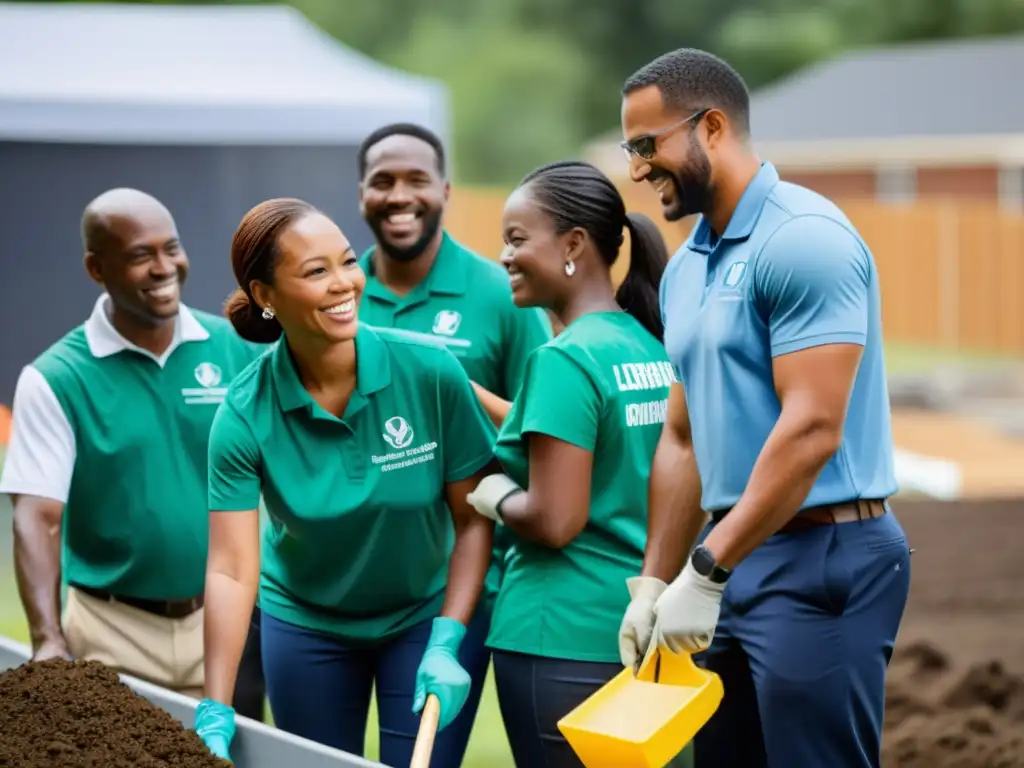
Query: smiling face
84 207 189 324
359 134 449 262
500 184 581 310
251 212 365 345
621 84 715 222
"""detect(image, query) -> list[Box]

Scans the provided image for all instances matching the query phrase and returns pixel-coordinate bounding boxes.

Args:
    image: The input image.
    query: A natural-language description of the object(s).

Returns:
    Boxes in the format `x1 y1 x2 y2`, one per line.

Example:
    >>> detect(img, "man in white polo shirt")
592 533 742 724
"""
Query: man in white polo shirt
0 188 264 707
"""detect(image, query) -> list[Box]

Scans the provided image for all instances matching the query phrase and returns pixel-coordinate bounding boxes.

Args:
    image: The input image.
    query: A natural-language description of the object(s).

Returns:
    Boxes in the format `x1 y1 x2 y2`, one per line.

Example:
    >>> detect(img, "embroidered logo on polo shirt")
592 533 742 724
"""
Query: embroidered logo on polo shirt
432 310 462 336
382 416 415 449
181 361 228 405
722 261 748 288
373 416 438 473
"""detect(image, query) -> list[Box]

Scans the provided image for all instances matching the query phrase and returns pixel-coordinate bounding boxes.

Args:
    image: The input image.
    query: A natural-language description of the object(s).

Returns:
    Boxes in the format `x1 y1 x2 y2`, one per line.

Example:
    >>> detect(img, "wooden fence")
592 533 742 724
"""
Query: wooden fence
446 186 1024 355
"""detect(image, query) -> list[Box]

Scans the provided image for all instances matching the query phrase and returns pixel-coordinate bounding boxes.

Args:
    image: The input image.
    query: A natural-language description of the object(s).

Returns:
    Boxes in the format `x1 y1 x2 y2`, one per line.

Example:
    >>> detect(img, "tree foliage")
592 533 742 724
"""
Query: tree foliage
16 0 1024 183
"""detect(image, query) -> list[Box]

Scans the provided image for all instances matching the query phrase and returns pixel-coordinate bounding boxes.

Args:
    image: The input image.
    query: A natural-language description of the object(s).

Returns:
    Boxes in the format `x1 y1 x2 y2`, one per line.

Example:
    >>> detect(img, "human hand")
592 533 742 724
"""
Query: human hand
412 617 471 731
653 560 726 654
466 474 521 523
31 636 73 663
195 698 236 763
618 576 668 670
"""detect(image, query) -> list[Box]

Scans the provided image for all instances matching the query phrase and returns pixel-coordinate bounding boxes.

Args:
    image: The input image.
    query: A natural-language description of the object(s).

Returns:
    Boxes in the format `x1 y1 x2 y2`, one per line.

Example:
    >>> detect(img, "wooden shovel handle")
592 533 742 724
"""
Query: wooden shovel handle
410 694 441 768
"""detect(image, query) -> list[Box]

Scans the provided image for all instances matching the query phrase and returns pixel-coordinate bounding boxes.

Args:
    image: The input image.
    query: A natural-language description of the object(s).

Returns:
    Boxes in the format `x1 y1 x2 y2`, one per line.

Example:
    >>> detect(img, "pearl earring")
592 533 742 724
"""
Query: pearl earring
564 260 576 277
262 306 275 320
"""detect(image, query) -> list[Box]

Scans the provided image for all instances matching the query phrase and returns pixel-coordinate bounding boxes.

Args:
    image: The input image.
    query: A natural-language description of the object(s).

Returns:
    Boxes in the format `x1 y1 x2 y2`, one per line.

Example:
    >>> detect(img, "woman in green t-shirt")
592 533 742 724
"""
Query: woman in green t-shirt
466 161 693 767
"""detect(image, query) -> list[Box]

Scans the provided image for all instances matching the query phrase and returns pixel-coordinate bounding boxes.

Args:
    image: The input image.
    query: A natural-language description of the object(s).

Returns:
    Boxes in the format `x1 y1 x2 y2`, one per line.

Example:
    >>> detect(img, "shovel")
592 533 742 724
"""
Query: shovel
409 694 440 768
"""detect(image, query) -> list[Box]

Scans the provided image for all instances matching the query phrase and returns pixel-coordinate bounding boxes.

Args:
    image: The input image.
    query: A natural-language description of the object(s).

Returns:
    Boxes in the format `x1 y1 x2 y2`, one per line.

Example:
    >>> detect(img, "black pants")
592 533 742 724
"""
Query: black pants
232 605 266 722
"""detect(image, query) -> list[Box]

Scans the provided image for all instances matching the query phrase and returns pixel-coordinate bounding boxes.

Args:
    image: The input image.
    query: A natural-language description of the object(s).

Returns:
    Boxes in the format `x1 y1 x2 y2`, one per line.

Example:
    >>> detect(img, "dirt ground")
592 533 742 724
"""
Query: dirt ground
0 658 229 768
883 498 1024 766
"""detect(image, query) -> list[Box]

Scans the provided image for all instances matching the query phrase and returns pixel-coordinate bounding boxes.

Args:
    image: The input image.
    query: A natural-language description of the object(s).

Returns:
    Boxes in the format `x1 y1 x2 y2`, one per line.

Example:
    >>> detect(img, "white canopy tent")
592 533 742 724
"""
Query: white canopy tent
0 2 449 145
0 2 451 404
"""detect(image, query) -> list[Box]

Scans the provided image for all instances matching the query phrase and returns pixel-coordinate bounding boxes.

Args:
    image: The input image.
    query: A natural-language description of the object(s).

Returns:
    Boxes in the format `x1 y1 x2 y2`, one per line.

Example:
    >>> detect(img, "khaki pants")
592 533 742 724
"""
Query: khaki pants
63 586 204 698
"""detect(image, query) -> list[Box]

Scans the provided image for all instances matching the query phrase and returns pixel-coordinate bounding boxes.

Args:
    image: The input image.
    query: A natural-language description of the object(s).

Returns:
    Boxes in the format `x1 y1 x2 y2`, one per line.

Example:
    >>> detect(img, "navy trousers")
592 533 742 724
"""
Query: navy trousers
260 608 491 768
694 511 911 768
233 606 266 722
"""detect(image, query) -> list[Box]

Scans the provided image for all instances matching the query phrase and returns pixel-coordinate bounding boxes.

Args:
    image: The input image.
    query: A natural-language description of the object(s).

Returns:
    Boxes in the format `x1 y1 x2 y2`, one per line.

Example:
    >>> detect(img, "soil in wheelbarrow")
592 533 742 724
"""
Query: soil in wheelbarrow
883 641 1024 767
0 658 230 768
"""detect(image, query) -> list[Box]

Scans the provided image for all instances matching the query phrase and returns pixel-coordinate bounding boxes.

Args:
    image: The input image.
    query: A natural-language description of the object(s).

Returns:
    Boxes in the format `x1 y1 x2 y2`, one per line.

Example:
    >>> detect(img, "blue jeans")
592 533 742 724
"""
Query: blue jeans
694 512 911 768
492 651 694 768
260 608 491 768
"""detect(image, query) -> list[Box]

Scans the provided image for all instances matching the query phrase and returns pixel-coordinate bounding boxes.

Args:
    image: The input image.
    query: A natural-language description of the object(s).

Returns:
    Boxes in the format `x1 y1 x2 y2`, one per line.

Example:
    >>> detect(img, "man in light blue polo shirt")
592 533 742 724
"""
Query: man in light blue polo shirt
615 49 911 768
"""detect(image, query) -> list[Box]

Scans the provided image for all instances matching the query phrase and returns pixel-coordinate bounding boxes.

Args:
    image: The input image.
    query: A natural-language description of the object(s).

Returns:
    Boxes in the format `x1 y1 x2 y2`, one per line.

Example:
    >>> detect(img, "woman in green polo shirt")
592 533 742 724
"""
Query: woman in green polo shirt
193 198 496 768
466 161 694 768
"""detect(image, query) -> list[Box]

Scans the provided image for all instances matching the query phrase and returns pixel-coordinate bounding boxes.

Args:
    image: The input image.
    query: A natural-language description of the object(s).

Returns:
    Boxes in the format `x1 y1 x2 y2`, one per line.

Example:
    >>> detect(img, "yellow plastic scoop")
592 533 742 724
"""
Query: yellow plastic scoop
557 646 723 768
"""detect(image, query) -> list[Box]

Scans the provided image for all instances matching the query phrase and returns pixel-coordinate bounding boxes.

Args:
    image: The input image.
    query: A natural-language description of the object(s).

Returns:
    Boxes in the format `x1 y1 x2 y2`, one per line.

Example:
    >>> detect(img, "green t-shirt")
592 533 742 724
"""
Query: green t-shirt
33 311 262 600
359 231 552 603
488 312 675 662
207 324 497 642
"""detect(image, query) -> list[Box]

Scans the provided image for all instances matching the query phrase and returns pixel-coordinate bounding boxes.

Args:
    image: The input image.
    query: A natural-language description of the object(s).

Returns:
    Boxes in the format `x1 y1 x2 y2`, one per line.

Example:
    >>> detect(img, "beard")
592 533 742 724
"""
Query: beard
659 135 714 222
367 207 444 263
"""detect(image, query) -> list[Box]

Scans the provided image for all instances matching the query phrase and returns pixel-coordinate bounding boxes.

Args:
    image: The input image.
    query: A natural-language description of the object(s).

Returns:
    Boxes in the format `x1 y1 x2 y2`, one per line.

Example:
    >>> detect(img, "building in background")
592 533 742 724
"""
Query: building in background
0 1 450 404
586 35 1024 210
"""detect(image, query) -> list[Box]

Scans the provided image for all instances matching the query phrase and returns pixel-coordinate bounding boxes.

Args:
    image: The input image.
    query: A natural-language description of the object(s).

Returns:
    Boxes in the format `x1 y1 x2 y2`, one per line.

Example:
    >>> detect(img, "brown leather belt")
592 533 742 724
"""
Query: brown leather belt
712 498 888 533
70 582 203 620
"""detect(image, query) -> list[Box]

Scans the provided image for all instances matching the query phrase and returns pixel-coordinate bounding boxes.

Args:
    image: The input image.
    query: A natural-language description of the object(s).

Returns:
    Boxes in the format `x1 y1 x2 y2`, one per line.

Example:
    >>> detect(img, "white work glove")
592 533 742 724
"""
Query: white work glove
653 559 727 654
466 474 521 523
618 577 668 670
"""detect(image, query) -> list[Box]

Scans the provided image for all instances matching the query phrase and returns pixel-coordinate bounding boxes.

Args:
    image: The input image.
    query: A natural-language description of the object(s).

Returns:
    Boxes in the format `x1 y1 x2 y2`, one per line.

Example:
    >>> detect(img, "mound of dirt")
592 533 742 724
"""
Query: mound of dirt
884 641 1024 767
0 658 229 768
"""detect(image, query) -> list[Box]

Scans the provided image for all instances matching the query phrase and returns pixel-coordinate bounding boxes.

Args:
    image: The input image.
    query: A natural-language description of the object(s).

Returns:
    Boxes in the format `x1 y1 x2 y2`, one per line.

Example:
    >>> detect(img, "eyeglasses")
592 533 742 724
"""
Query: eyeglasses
620 108 709 161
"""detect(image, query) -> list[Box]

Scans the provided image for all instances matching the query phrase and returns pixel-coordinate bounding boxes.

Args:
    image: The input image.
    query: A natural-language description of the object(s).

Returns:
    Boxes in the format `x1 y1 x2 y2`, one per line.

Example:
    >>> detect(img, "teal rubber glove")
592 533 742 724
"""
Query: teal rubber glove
412 617 471 731
195 698 236 763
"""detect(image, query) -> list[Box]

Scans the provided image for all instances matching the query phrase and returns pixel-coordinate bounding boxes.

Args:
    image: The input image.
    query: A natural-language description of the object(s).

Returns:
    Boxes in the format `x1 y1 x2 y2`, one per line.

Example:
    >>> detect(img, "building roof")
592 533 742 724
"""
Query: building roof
0 2 449 145
586 35 1024 174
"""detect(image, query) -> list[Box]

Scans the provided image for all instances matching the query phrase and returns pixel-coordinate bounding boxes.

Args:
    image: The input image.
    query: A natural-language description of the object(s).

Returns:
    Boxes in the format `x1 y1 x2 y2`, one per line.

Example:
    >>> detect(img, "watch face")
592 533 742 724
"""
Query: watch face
692 546 714 576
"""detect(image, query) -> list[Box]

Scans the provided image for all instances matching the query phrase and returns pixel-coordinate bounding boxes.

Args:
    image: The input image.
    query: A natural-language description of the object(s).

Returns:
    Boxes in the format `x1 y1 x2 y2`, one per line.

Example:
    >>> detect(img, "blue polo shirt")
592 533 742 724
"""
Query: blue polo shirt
661 162 897 512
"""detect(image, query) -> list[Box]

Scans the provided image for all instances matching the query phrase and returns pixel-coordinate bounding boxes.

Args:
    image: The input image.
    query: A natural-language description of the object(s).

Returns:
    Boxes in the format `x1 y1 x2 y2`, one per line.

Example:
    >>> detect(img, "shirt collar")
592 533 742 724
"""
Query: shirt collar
83 293 209 360
273 323 392 419
686 161 780 254
359 230 468 303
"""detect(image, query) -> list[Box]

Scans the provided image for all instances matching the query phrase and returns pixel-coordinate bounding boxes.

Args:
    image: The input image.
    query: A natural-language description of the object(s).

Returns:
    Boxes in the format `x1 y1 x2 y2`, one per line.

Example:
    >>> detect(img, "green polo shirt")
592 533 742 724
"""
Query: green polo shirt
488 312 674 662
1 299 263 600
359 231 552 604
207 324 497 641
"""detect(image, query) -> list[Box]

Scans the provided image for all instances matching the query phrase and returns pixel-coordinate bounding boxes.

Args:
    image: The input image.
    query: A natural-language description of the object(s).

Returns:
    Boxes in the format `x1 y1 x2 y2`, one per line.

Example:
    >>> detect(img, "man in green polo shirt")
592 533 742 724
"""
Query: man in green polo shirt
0 188 262 701
354 122 552 698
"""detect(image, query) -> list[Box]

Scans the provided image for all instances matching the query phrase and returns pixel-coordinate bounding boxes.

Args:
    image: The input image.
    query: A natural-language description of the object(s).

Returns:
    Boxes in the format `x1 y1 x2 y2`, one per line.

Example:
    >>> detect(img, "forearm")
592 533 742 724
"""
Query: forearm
497 490 570 548
703 416 837 569
470 382 511 427
440 515 493 625
642 441 705 582
203 570 258 704
12 504 65 648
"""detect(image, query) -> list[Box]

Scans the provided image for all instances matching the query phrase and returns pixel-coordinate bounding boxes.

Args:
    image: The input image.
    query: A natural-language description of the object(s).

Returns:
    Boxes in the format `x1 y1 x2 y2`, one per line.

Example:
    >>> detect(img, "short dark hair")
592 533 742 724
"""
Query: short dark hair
357 122 446 178
623 48 751 135
519 161 669 342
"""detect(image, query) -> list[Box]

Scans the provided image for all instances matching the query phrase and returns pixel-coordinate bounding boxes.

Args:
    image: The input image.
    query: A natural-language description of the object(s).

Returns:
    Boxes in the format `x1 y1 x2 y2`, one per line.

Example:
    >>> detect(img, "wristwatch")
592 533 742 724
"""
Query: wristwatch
690 545 732 584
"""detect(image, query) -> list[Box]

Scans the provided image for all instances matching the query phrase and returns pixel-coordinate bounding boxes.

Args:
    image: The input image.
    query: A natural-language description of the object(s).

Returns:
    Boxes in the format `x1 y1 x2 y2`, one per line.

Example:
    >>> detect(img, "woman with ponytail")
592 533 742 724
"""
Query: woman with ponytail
464 161 693 767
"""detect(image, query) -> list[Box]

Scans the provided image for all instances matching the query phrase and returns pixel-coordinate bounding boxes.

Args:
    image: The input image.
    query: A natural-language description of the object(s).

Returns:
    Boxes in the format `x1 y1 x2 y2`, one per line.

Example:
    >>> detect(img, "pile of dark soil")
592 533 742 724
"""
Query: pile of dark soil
0 658 230 768
884 641 1024 767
